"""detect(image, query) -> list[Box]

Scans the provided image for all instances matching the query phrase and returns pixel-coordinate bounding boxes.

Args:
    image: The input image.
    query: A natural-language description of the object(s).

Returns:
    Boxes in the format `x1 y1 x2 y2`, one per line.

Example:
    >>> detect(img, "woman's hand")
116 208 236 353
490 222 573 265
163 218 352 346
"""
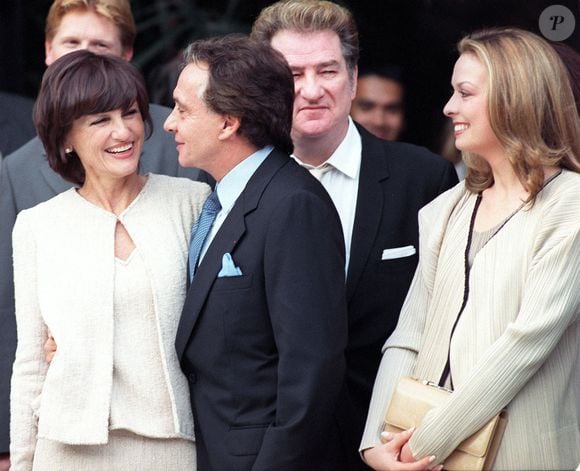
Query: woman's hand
362 428 441 471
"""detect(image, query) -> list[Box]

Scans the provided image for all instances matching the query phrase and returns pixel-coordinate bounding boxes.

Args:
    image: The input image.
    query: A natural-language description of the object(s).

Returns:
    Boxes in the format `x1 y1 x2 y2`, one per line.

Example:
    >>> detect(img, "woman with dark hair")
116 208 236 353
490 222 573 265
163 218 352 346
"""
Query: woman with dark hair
10 50 209 470
361 28 579 470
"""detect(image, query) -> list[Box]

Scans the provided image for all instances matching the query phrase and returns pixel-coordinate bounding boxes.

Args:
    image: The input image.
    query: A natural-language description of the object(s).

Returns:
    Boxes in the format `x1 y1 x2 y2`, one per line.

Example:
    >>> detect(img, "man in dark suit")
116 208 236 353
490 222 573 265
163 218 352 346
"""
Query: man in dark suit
252 2 459 468
351 65 406 142
165 36 348 471
0 1 204 466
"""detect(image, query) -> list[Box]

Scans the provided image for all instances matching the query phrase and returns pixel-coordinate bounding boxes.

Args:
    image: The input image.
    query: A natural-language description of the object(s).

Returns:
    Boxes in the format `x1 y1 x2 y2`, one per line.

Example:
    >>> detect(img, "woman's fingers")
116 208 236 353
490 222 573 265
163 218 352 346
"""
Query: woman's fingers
44 335 57 363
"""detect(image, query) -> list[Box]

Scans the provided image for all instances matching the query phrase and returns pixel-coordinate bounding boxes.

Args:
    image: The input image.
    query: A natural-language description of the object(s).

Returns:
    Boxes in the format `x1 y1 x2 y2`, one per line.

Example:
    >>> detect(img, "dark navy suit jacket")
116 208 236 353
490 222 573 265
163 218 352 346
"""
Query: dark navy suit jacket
175 149 348 471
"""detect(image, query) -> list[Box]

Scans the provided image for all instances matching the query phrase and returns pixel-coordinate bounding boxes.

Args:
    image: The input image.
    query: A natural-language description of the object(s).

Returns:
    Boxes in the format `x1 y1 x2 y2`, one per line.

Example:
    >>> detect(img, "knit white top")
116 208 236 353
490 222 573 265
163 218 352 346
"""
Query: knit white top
109 251 175 436
10 174 210 470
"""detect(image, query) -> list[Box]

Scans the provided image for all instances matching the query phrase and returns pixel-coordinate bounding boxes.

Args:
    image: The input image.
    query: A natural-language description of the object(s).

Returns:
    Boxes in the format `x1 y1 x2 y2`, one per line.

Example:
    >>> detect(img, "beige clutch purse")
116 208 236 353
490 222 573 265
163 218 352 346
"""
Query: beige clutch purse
383 376 508 471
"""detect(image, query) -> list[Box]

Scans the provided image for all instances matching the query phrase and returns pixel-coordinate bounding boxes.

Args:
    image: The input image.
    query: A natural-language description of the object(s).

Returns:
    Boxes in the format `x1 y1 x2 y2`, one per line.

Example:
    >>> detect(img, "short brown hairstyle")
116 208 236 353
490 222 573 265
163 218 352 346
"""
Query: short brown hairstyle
182 35 294 154
458 28 580 201
34 50 151 185
45 0 136 51
251 0 359 78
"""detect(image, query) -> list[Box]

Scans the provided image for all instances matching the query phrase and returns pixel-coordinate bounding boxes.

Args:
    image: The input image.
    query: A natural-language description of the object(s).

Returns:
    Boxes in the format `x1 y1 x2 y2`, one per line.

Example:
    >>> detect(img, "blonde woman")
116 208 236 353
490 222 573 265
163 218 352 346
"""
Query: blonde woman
361 28 579 471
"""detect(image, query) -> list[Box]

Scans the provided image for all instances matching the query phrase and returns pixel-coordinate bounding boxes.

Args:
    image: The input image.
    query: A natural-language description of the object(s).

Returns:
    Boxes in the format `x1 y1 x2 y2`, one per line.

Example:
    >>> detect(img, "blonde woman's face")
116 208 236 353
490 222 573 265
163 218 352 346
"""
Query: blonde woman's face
443 53 503 159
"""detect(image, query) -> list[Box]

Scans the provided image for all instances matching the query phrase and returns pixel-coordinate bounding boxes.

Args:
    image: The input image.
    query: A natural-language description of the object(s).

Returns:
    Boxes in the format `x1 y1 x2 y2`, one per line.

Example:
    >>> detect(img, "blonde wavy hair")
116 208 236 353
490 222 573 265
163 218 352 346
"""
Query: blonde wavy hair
458 28 580 200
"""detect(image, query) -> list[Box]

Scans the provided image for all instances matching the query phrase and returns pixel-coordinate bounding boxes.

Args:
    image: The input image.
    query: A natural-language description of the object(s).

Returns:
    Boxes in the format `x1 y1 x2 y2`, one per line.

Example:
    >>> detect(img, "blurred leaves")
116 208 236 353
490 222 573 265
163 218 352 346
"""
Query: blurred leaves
131 0 252 105
132 0 251 69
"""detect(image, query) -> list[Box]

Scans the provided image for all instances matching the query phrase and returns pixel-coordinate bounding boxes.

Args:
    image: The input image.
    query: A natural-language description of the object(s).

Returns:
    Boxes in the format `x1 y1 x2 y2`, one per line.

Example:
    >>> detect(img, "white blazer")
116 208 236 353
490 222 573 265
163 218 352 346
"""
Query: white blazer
362 170 579 470
10 174 210 468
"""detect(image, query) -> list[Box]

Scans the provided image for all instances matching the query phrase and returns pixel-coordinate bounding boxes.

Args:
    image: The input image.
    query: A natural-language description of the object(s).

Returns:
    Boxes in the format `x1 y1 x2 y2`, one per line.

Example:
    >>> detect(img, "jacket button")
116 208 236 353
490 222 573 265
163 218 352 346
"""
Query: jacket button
187 372 197 384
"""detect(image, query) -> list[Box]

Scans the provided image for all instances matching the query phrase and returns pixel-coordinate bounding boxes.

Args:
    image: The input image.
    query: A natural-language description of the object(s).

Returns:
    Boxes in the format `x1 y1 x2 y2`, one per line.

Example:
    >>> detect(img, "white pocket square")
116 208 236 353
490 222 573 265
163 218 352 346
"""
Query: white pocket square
381 245 416 260
218 252 243 277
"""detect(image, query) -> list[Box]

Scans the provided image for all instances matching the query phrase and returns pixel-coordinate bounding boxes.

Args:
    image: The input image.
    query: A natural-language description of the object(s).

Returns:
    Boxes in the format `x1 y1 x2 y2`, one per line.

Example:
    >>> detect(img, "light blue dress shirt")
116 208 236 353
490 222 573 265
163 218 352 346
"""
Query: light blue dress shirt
198 145 272 262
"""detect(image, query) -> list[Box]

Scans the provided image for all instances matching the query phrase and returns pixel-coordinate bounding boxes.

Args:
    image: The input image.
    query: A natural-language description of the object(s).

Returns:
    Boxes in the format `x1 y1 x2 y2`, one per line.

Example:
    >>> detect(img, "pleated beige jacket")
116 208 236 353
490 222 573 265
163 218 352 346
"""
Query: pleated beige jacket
362 170 579 470
10 174 210 469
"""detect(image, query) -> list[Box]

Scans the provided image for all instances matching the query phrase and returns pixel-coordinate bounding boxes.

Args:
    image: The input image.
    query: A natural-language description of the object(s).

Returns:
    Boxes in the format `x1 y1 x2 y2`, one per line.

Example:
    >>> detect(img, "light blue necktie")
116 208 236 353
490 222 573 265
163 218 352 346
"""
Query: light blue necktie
188 190 221 281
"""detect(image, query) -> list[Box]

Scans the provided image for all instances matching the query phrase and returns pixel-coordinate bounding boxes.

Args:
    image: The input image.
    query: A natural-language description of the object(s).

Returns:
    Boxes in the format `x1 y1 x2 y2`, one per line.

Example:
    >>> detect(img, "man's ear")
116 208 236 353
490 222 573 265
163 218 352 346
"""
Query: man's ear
218 115 241 140
121 47 134 62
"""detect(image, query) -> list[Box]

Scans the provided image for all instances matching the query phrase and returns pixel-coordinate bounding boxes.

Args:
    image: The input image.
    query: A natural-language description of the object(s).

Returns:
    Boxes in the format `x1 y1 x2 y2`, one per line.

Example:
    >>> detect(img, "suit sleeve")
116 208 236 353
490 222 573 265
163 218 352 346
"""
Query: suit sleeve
0 161 18 452
251 190 348 471
9 212 49 470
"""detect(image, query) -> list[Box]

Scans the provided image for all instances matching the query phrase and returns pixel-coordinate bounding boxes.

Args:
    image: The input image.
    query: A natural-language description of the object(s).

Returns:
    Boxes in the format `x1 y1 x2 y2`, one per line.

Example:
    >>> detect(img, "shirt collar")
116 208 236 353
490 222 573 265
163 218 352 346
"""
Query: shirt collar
216 145 273 211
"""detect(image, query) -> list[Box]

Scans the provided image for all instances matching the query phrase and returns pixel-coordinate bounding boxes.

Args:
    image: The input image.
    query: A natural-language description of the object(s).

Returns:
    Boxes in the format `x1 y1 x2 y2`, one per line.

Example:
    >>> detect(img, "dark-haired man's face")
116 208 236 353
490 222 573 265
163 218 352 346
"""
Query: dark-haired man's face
351 75 404 141
270 29 356 149
45 10 132 66
164 63 226 178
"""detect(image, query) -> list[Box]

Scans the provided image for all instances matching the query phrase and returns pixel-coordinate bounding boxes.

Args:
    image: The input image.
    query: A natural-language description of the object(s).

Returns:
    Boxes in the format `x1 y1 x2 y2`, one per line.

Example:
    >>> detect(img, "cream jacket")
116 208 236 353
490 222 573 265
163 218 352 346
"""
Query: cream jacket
10 174 210 469
362 170 579 470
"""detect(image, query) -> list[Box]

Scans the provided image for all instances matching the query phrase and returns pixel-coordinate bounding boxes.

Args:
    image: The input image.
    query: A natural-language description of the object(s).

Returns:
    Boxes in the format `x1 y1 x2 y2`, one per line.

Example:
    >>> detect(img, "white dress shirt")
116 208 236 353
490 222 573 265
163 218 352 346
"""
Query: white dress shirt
293 118 361 272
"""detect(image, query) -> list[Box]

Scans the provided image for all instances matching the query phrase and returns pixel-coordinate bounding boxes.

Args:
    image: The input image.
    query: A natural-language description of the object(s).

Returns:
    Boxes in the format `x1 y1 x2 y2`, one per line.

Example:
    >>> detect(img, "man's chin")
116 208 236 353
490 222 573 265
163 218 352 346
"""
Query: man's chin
178 153 192 168
377 131 395 141
294 122 333 141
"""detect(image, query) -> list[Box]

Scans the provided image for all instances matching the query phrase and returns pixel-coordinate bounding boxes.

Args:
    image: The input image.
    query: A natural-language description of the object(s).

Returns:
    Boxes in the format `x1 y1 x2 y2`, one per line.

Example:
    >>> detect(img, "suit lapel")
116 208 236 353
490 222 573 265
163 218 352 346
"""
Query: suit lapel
175 149 289 360
346 126 390 303
175 211 246 359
